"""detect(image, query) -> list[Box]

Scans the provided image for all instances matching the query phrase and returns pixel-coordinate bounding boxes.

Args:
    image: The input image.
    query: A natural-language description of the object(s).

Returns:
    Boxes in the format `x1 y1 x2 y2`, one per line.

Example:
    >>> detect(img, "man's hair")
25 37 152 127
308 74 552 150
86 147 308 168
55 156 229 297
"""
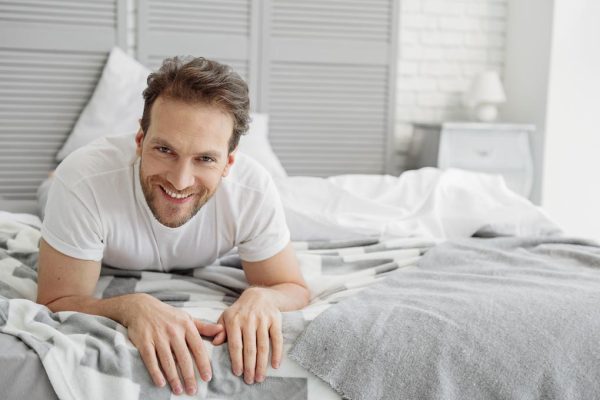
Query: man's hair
140 56 250 153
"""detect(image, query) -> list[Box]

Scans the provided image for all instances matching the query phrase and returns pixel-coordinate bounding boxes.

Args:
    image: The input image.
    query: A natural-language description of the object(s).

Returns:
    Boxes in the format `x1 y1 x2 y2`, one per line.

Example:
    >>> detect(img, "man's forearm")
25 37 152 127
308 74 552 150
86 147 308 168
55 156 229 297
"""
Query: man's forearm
44 293 148 327
247 283 310 312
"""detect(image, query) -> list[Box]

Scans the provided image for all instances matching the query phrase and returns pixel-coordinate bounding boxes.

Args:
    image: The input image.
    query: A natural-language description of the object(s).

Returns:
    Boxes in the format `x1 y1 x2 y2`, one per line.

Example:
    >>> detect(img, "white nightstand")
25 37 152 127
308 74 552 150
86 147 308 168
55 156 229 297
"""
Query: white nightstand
439 122 535 198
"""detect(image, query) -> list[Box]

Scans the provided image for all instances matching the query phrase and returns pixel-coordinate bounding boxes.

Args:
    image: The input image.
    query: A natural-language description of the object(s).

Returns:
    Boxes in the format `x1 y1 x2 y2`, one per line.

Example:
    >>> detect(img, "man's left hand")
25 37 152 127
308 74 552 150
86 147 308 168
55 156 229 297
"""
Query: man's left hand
212 286 283 384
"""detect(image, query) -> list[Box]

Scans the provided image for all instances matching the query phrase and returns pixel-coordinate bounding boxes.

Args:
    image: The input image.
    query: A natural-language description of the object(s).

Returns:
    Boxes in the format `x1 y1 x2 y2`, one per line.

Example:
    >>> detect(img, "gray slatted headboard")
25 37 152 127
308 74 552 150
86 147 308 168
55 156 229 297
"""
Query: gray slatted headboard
0 0 398 214
0 0 126 213
261 0 398 176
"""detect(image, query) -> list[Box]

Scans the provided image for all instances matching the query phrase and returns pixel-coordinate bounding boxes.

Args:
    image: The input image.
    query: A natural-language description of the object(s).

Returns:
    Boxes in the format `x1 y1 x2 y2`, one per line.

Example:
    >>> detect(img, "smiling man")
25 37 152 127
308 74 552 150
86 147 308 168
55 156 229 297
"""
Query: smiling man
36 57 310 396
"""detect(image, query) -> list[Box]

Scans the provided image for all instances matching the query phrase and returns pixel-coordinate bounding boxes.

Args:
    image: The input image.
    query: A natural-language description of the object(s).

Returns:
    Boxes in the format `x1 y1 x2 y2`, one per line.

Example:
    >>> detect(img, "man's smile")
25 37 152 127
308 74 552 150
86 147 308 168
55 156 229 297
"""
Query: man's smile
159 184 194 204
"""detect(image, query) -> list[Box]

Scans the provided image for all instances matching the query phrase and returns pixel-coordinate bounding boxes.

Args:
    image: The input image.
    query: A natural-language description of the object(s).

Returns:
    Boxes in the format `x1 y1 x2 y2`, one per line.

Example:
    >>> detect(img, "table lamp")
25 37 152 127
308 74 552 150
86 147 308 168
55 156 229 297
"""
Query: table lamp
465 70 506 122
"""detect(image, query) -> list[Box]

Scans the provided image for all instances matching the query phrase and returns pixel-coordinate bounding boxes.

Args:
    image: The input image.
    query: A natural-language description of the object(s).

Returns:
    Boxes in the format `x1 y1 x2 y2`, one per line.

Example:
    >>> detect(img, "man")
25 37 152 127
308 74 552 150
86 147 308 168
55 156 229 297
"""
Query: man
36 57 310 396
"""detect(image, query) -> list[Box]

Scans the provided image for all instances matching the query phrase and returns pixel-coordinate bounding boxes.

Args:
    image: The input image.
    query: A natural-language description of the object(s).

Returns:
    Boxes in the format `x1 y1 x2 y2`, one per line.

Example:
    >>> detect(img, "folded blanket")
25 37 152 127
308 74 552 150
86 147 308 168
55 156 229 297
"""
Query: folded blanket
0 216 432 400
290 236 600 400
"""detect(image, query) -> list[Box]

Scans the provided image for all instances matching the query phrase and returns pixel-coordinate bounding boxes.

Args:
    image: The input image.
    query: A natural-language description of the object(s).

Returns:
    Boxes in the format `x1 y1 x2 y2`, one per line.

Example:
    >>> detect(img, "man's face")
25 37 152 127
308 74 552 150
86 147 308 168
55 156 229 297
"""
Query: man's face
135 97 235 228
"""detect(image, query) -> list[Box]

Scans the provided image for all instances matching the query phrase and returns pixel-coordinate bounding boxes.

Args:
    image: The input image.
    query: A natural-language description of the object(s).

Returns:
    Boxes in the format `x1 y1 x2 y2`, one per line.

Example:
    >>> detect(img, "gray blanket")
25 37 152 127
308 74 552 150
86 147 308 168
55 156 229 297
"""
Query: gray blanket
289 236 600 400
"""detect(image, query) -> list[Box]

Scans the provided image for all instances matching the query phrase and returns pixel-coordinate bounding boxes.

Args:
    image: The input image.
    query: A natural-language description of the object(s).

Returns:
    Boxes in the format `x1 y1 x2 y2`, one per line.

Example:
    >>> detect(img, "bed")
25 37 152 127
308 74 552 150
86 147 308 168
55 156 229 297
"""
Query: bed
3 9 600 400
3 166 600 400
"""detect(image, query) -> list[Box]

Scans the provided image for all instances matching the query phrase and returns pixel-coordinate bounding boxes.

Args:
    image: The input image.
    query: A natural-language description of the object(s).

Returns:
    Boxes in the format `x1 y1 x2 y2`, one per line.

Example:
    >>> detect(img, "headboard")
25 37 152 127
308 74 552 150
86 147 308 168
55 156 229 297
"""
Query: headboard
0 0 127 213
0 0 398 214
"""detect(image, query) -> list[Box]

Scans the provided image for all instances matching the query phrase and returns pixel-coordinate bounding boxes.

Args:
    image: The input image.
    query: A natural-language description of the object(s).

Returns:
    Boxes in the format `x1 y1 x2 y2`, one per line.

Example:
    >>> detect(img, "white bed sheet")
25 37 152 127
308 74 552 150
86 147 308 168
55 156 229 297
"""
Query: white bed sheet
276 167 560 241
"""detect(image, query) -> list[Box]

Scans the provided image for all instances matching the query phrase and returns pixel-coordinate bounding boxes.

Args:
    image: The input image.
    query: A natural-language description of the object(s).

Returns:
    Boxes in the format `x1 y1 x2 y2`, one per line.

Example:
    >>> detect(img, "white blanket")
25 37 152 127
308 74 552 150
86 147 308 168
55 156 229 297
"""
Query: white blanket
277 167 560 241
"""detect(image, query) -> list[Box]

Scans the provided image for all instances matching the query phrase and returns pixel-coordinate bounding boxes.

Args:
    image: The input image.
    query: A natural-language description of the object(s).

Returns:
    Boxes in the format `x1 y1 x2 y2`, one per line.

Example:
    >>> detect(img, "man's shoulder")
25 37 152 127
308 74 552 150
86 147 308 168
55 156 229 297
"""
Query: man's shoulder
55 134 137 189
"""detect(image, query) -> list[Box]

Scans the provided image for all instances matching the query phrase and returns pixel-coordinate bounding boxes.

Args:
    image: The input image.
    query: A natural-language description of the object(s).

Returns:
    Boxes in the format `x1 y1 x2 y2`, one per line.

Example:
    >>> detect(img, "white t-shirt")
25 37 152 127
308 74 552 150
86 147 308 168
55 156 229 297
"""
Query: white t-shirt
41 134 290 271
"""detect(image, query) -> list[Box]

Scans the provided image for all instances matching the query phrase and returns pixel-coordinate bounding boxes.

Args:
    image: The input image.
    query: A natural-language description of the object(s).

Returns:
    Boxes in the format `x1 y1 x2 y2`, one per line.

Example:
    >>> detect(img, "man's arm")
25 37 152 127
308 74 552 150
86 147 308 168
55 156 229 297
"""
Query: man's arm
36 239 222 396
212 242 310 384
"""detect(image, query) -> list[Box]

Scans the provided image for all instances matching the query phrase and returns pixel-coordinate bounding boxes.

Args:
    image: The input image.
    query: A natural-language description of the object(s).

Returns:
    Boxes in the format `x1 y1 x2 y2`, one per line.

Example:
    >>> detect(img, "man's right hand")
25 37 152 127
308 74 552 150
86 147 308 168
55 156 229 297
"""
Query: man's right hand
124 293 223 396
37 239 223 397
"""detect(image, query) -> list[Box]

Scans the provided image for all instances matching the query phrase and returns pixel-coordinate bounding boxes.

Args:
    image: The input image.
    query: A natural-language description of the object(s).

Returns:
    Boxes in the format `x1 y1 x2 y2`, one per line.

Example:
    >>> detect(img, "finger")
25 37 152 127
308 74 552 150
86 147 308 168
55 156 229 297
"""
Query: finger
171 333 197 396
186 327 213 383
156 340 183 395
138 342 166 387
270 316 283 369
255 321 270 383
212 330 227 346
242 323 257 384
194 319 223 339
211 315 227 345
225 318 244 377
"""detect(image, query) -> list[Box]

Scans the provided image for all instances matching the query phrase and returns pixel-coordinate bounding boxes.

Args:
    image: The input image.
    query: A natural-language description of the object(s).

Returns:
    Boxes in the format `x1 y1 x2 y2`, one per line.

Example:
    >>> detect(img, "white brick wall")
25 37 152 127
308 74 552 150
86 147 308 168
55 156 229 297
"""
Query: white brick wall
395 0 508 154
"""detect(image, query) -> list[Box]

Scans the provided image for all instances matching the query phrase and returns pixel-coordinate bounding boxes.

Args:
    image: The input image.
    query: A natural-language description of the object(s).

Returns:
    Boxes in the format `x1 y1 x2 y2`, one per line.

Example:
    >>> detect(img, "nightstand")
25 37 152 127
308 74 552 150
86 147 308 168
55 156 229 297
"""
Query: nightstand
411 122 535 198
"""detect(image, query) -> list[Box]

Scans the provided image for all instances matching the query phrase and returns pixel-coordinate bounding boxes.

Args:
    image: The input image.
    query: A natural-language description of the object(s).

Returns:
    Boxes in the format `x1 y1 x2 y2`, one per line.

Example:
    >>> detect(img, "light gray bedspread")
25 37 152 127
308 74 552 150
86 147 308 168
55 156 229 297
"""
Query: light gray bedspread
289 236 600 400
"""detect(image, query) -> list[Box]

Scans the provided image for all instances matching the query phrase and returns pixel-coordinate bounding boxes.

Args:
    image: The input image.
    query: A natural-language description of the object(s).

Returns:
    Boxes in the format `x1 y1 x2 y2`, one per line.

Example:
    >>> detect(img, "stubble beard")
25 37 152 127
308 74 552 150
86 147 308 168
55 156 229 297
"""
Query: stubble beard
139 162 214 228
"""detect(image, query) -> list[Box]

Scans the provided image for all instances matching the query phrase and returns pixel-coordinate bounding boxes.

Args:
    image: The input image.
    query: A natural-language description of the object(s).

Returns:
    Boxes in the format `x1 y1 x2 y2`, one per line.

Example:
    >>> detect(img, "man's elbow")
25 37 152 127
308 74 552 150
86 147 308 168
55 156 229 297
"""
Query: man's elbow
297 282 311 307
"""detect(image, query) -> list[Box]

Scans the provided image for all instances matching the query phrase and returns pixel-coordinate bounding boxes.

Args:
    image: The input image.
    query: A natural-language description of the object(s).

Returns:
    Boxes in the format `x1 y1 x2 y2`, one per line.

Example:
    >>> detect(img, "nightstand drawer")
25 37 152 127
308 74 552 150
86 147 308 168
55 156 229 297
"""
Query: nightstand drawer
439 130 530 170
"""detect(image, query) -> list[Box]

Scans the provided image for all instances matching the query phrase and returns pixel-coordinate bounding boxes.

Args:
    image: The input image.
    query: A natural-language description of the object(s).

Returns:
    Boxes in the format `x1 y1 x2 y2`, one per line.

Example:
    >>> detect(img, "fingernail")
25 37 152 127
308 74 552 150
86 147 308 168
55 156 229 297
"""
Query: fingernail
274 361 280 369
202 372 212 382
245 376 254 385
256 374 264 383
187 386 197 395
233 368 242 377
173 384 183 394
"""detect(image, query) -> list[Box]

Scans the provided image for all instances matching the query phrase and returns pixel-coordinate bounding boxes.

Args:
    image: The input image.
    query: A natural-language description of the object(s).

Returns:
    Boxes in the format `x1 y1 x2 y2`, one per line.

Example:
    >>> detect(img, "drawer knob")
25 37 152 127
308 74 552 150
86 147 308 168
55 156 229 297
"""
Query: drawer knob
475 149 491 157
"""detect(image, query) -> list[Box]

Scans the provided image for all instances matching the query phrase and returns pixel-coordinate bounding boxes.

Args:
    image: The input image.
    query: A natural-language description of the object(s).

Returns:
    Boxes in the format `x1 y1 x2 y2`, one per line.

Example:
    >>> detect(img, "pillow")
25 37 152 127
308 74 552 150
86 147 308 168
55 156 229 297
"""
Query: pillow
56 47 150 161
237 113 287 178
56 47 287 178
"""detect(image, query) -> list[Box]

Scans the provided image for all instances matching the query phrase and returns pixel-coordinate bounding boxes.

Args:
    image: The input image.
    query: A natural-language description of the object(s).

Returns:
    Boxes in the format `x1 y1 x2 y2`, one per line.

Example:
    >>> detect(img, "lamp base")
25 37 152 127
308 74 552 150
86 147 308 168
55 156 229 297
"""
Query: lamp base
474 104 498 122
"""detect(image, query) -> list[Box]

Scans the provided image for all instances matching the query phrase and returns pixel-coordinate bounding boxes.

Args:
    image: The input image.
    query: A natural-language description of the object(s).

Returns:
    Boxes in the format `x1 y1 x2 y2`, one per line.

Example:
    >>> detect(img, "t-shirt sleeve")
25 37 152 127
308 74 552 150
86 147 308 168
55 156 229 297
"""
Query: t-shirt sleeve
41 176 105 261
236 178 290 262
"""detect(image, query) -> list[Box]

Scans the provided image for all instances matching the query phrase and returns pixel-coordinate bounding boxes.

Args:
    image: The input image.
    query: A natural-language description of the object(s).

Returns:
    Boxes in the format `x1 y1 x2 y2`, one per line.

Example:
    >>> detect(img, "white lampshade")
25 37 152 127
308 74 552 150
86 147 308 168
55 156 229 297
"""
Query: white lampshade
466 70 506 106
465 70 506 122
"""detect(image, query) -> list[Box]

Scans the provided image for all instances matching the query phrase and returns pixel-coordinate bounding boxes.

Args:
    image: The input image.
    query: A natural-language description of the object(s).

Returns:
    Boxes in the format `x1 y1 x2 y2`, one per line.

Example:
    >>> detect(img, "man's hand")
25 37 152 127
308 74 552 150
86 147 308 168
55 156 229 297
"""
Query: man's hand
210 243 310 384
212 287 282 384
38 240 224 396
124 293 223 395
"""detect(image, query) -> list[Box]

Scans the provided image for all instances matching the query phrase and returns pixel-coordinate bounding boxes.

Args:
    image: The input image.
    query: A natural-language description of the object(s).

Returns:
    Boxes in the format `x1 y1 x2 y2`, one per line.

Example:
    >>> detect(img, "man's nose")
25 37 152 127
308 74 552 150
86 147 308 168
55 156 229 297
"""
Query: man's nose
168 161 195 191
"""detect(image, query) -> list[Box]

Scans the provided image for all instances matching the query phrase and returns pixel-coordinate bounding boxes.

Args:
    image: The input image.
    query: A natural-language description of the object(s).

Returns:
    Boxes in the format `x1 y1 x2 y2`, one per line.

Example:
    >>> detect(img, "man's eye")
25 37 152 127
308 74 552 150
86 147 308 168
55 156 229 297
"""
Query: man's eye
156 146 171 154
197 156 215 163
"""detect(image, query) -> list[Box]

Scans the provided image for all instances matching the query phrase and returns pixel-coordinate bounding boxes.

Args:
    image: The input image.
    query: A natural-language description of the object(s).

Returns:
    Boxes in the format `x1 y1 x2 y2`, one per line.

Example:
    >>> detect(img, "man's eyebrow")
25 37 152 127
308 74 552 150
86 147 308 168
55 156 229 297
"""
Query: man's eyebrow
149 137 222 159
149 137 173 148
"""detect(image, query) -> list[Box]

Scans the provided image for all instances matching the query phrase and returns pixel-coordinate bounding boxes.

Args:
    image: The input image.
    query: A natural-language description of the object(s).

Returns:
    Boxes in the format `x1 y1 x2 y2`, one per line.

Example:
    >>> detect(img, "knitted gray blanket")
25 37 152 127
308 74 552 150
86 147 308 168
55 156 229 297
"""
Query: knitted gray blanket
290 236 600 400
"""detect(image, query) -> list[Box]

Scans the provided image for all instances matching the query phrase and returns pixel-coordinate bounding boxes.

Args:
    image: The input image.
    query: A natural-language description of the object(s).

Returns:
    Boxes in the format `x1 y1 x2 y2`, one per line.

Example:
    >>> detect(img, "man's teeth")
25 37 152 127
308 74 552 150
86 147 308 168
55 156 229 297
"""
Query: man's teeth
162 186 191 199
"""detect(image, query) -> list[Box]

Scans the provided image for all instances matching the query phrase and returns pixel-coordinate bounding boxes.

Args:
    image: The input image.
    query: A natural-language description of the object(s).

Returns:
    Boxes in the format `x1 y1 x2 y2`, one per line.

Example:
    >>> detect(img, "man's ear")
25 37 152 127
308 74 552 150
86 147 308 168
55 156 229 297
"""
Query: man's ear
222 150 236 177
135 126 144 158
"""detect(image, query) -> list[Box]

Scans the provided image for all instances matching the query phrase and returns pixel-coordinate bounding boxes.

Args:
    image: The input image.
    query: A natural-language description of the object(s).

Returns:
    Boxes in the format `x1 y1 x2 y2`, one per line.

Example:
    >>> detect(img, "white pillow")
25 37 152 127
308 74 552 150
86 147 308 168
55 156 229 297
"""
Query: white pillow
237 113 287 178
56 47 287 178
56 47 150 161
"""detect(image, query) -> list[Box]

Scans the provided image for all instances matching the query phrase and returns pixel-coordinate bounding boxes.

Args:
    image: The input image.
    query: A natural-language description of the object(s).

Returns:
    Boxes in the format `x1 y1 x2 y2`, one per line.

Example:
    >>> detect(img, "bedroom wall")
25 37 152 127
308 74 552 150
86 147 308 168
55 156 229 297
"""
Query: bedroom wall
501 0 554 206
502 0 600 241
393 0 509 157
541 0 600 241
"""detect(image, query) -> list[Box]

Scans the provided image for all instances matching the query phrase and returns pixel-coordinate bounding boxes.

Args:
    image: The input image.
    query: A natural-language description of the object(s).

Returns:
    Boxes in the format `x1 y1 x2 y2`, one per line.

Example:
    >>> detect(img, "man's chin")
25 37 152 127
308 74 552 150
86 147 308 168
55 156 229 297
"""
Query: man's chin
153 208 193 228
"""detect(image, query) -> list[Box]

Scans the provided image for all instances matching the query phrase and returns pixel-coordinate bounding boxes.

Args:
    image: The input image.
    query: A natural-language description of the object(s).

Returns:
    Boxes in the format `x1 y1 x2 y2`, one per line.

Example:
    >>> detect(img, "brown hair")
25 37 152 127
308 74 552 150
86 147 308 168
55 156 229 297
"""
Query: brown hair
140 56 250 153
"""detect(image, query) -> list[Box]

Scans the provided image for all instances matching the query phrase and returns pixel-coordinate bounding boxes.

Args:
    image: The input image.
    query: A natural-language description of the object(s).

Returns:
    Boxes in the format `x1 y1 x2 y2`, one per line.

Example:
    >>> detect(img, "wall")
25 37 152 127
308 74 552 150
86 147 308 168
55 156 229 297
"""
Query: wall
542 0 600 240
501 0 554 205
394 0 509 156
